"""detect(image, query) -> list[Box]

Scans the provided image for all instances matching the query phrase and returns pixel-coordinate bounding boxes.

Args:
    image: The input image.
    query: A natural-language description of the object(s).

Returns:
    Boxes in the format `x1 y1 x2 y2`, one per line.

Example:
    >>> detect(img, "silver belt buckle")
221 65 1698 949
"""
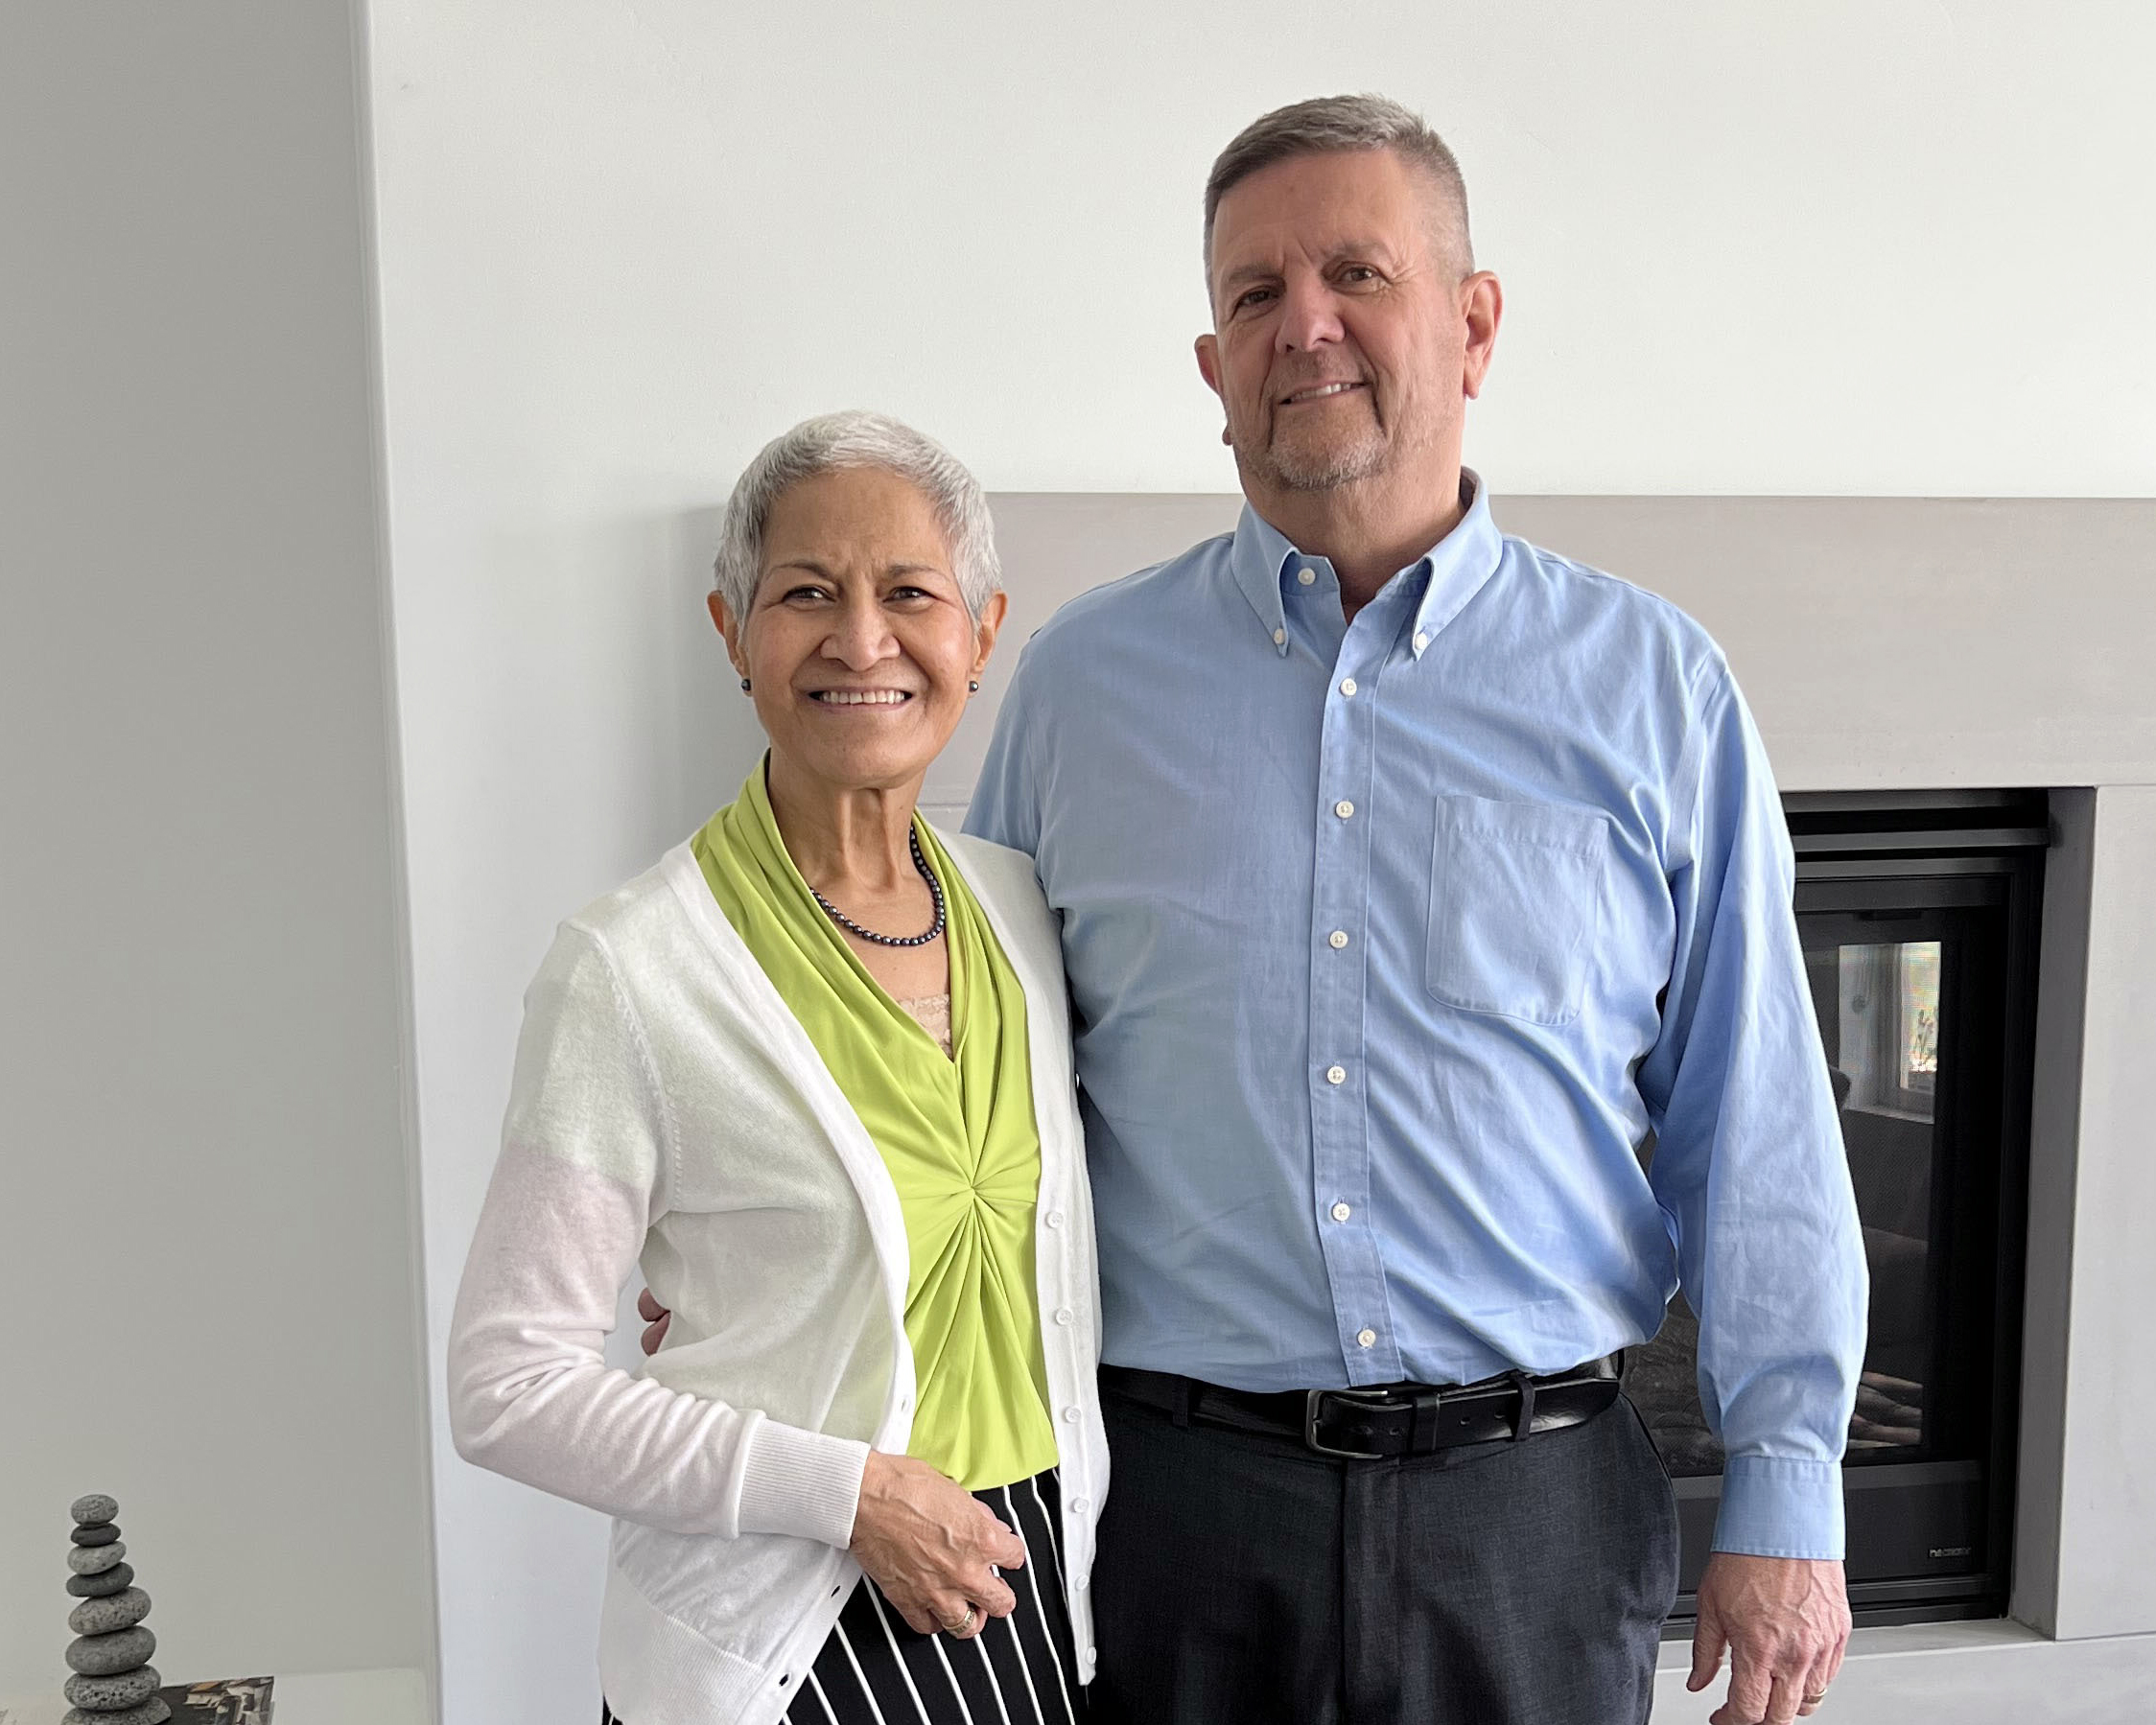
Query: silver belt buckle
1303 1387 1412 1459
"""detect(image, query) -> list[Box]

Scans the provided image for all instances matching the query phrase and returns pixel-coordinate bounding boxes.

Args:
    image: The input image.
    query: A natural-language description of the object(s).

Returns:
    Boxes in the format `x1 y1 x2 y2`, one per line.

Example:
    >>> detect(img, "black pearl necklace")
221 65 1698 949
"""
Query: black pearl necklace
810 828 946 947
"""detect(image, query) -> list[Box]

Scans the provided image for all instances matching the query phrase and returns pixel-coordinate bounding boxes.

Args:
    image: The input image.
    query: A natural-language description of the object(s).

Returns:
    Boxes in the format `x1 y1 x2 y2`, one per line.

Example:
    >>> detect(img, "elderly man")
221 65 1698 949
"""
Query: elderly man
966 96 1866 1725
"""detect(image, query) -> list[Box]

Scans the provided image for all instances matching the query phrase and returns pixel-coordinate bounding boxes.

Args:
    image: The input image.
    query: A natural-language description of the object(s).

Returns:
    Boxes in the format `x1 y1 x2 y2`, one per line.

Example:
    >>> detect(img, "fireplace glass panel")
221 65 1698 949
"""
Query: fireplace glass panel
1834 939 1937 1457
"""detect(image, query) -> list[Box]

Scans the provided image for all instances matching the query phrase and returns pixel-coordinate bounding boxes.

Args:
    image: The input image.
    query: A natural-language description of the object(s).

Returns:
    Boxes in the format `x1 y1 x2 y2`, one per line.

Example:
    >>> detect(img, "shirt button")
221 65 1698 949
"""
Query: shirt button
1325 1064 1347 1085
1413 632 1429 652
1334 800 1354 820
1339 677 1357 697
1297 566 1317 586
1327 929 1348 949
1330 1201 1352 1222
1063 1406 1082 1423
1273 627 1287 646
1045 1210 1065 1228
1071 1497 1090 1516
1357 1328 1377 1349
1054 1307 1075 1326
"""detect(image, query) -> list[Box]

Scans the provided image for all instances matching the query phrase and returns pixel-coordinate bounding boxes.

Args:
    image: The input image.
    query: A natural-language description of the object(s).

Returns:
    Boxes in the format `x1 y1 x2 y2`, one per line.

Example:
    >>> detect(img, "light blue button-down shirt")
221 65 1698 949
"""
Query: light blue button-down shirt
967 474 1867 1559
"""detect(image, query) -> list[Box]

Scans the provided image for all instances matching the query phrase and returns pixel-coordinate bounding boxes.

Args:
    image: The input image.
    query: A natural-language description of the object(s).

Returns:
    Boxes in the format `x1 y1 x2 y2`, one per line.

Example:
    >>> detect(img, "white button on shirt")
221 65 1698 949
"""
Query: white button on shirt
1054 1307 1075 1326
1356 1328 1377 1348
1331 1201 1352 1223
1339 677 1357 697
1325 1064 1347 1085
1298 566 1318 586
1328 930 1349 949
1334 800 1354 820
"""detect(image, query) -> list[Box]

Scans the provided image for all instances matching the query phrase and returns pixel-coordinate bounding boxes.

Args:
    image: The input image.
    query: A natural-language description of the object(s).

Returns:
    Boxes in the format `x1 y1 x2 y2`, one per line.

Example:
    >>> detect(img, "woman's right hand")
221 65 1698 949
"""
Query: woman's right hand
850 1451 1026 1638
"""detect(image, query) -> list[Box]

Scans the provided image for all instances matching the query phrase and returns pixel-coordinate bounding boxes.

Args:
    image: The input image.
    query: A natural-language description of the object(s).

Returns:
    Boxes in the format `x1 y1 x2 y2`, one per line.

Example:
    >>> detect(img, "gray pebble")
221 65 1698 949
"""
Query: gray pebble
66 1623 155 1674
68 1562 135 1597
63 1700 170 1725
70 1588 152 1636
71 1494 119 1526
72 1522 122 1547
67 1540 128 1575
65 1665 160 1710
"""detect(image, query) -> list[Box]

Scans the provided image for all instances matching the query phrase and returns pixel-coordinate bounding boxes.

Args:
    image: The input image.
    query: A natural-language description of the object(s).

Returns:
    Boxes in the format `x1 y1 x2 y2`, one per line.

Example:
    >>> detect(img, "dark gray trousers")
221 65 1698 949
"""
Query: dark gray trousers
1088 1380 1679 1724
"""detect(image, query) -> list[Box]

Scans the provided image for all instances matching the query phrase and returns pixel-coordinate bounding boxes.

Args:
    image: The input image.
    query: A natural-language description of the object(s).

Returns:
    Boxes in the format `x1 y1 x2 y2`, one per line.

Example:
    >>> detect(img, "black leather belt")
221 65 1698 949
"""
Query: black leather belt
1100 1358 1622 1459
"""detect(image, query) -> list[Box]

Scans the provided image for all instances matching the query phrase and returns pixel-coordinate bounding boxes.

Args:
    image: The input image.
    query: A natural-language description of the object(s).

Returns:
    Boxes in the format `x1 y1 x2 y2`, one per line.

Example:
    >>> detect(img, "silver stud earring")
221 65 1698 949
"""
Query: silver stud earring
968 680 980 693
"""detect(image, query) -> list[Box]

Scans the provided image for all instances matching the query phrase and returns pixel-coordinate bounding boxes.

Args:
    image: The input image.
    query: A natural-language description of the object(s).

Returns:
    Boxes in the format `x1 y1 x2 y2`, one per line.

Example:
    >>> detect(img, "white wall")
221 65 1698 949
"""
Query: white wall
0 0 433 1699
361 3 2156 1717
366 0 2156 501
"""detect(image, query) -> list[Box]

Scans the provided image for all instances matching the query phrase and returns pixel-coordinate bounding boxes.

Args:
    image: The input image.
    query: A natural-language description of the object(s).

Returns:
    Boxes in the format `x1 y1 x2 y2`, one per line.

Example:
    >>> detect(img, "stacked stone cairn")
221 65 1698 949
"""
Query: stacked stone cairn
63 1494 170 1725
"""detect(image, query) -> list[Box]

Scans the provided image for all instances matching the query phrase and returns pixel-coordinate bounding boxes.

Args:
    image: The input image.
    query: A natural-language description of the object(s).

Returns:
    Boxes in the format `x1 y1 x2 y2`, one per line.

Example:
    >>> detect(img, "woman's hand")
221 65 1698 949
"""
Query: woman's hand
850 1451 1025 1638
636 1288 670 1353
634 1298 1019 1634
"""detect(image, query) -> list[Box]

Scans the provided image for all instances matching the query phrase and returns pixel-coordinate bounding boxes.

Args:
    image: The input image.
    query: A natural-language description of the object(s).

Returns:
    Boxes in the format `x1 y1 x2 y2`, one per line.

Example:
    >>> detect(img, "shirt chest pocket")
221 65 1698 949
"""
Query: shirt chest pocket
1425 795 1610 1027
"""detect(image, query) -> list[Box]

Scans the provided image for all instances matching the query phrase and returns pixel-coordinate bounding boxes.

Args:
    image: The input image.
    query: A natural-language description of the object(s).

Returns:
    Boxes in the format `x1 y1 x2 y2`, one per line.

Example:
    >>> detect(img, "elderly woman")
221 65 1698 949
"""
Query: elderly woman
447 412 1105 1725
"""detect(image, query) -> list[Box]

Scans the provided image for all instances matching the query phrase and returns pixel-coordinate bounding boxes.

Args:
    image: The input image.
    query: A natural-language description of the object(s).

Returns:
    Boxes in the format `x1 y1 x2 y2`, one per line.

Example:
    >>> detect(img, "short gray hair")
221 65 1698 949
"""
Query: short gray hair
713 410 1001 621
1204 94 1473 292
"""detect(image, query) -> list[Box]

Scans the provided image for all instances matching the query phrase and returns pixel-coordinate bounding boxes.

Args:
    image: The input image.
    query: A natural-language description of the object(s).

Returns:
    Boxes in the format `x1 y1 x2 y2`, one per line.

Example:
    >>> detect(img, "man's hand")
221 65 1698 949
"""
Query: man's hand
851 1451 1026 1638
636 1288 670 1354
1688 1552 1850 1723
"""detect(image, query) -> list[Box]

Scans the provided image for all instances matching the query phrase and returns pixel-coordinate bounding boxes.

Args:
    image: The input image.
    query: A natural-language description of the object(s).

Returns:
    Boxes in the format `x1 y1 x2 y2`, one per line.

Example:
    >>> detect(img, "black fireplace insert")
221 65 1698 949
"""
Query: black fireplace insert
1625 789 2047 1629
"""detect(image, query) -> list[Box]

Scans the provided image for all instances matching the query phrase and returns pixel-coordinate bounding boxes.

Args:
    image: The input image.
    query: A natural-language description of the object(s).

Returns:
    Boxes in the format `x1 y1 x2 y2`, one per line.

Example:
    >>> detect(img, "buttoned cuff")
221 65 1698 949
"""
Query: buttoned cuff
1711 1455 1845 1561
734 1416 871 1549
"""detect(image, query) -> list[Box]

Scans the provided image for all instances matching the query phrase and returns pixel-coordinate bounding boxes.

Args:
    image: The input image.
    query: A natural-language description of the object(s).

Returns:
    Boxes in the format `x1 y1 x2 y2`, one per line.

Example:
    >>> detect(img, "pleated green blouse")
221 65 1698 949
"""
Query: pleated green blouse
692 762 1058 1491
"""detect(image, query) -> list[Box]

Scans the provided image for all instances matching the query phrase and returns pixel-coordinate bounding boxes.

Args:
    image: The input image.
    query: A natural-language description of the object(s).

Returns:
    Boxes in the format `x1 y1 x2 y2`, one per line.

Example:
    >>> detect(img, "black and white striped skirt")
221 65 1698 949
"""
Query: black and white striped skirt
603 1466 1086 1725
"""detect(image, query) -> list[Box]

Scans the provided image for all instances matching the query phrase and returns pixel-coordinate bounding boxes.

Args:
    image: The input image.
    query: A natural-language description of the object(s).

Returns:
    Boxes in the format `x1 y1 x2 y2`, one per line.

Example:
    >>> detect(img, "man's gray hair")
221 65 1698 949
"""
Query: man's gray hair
712 410 1002 621
1203 94 1473 292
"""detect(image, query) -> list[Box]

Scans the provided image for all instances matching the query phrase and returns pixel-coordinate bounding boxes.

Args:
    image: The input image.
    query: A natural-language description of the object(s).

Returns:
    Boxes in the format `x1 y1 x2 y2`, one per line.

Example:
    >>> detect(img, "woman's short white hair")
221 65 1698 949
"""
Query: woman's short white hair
713 411 1001 622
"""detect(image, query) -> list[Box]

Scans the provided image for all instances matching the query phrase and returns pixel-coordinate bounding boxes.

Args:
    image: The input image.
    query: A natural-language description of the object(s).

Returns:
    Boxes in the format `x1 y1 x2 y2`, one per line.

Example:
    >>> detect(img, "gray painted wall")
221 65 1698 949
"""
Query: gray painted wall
0 0 434 1693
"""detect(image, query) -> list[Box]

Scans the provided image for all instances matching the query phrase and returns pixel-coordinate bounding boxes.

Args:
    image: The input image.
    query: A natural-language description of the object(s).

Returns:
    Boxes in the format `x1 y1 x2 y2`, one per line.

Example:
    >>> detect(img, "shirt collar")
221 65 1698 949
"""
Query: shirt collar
1229 469 1506 659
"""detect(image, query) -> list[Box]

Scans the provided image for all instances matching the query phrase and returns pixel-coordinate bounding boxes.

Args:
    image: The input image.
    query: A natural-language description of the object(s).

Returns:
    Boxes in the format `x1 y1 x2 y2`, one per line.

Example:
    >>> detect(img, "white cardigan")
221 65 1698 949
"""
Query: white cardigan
447 832 1108 1725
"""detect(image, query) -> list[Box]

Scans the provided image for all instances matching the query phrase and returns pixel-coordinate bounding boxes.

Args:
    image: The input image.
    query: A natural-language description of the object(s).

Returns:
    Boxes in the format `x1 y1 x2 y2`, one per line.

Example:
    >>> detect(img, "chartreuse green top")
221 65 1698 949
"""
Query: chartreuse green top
692 761 1058 1491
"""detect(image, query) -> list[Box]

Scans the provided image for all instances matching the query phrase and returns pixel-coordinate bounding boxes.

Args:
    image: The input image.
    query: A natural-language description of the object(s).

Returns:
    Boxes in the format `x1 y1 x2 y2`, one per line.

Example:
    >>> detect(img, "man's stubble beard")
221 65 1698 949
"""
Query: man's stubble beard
1234 397 1393 495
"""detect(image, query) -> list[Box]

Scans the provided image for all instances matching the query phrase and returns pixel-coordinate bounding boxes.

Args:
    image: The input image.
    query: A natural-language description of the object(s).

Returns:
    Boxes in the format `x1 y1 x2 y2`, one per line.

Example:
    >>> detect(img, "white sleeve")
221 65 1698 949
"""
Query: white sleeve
444 923 869 1549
